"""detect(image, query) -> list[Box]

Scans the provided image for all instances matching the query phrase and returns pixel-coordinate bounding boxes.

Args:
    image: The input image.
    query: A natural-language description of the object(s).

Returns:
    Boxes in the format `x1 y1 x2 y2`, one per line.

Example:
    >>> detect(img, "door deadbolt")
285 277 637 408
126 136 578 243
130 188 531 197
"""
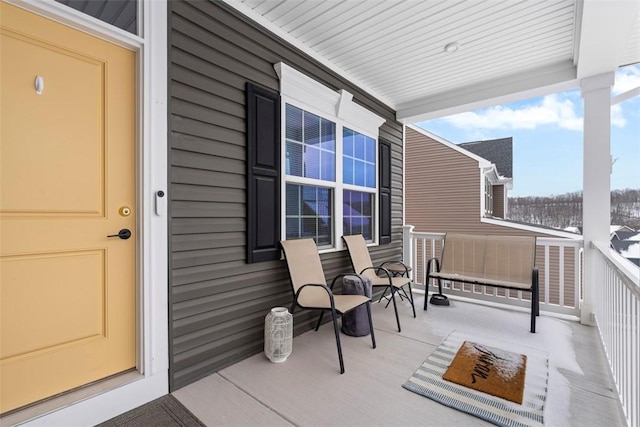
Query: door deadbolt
119 206 132 217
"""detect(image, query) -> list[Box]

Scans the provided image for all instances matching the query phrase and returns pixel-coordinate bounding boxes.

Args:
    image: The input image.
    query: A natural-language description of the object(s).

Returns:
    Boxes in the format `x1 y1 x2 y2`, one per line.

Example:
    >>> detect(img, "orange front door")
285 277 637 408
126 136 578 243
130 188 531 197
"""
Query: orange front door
0 3 136 413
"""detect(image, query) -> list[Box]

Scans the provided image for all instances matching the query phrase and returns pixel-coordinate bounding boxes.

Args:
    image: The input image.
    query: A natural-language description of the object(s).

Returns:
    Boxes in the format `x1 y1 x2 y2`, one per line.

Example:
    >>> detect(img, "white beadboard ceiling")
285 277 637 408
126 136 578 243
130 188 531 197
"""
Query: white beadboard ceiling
223 0 640 122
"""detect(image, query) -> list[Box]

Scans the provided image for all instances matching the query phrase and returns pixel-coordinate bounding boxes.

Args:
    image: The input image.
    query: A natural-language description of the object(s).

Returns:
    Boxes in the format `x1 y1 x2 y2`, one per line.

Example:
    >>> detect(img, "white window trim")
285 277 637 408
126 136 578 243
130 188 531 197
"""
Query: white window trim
275 62 385 250
7 1 168 425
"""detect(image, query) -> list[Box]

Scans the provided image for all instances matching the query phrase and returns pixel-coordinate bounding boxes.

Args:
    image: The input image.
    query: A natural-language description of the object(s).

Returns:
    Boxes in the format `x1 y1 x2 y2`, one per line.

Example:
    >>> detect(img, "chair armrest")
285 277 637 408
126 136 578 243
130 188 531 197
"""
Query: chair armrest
330 273 366 290
359 266 393 282
425 257 441 283
295 283 336 308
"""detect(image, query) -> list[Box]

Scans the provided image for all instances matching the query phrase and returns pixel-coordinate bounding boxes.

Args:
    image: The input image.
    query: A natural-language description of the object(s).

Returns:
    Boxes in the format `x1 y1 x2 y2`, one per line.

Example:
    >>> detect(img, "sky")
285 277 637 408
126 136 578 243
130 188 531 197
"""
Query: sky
415 64 640 197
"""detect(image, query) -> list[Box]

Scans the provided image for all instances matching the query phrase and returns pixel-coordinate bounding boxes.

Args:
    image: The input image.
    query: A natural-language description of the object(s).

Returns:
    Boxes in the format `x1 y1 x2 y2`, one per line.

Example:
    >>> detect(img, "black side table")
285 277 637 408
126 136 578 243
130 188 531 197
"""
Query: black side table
377 262 412 305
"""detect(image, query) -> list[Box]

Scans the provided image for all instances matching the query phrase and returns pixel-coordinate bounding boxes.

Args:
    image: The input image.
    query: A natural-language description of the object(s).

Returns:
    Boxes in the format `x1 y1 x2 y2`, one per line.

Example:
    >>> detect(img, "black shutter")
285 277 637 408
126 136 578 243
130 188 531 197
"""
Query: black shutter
379 139 392 244
246 82 281 263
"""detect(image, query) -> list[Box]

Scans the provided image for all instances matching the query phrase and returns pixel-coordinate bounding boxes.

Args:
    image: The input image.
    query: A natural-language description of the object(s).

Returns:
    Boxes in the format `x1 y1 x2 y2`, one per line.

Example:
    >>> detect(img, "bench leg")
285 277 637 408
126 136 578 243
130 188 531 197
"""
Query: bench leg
530 269 539 333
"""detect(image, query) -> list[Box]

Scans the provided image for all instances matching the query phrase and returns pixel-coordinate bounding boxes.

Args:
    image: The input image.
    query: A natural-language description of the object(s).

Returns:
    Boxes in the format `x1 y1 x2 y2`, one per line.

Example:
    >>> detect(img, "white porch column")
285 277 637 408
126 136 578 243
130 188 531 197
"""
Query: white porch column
580 72 615 326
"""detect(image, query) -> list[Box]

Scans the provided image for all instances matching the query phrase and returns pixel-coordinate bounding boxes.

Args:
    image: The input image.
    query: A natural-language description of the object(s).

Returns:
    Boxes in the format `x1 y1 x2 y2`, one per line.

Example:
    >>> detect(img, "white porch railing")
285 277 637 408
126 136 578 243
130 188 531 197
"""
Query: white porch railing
402 225 584 317
593 241 640 427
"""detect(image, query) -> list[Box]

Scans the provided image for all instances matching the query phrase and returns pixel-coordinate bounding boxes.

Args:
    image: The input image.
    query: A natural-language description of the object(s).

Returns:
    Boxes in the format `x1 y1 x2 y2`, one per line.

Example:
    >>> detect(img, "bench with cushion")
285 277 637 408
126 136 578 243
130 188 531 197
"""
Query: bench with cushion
424 233 540 332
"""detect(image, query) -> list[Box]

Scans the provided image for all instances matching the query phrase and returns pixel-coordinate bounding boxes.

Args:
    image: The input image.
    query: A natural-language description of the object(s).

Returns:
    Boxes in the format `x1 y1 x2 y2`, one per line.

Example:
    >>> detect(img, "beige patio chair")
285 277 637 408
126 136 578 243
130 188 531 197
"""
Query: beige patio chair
280 238 376 374
342 234 416 333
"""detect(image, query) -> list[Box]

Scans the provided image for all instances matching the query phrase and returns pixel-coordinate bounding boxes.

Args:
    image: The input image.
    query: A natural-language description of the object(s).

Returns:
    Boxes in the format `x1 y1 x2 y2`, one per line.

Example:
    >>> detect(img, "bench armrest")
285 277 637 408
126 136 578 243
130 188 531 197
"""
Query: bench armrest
425 257 441 276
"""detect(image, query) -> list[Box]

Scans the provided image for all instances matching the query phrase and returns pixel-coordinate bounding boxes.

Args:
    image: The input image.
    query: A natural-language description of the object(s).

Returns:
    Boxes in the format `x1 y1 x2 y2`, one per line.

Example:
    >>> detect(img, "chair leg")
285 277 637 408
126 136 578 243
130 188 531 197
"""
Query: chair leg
366 301 376 349
389 286 401 332
330 308 345 374
315 312 325 331
407 283 416 318
424 279 429 311
530 293 536 334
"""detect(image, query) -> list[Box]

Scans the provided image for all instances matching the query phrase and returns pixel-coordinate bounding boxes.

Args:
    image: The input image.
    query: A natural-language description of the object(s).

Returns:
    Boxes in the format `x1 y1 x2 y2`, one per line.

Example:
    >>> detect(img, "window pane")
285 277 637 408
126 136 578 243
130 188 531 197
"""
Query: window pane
321 151 335 181
320 119 336 151
286 184 300 215
365 137 376 162
354 161 365 186
286 104 303 142
304 112 320 146
355 133 366 159
343 190 373 242
304 146 320 179
286 141 303 176
343 158 354 185
365 163 375 188
286 218 300 239
344 129 354 157
285 183 333 246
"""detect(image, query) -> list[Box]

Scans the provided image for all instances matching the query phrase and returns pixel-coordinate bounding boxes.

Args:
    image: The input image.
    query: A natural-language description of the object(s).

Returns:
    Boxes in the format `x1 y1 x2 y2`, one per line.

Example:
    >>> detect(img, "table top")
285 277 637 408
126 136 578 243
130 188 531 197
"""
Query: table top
384 262 412 273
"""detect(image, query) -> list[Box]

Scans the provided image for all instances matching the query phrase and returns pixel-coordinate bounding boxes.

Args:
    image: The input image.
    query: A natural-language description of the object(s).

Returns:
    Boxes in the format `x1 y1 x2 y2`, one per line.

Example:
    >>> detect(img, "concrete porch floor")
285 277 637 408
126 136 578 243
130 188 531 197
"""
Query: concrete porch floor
173 295 624 426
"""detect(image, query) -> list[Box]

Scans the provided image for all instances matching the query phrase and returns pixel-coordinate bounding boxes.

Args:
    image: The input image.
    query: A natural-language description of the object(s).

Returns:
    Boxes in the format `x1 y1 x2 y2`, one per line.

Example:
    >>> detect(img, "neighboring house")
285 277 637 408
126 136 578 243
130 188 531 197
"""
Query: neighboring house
611 240 640 266
0 0 636 425
610 230 640 266
610 226 636 239
406 125 524 227
458 137 513 219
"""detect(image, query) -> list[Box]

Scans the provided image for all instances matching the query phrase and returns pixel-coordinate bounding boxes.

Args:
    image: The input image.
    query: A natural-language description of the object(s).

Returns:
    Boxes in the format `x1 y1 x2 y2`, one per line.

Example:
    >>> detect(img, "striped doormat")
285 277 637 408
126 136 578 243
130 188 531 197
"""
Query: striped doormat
403 331 548 427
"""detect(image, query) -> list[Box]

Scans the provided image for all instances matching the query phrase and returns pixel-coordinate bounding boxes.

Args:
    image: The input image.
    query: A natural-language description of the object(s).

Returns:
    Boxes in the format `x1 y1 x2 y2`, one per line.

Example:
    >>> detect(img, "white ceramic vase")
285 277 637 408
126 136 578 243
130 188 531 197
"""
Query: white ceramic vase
264 307 293 363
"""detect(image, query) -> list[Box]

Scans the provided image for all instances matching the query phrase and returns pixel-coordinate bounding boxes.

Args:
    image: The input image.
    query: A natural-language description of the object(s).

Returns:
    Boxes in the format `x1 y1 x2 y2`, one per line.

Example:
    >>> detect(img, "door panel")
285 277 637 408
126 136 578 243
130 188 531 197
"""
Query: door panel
0 3 136 413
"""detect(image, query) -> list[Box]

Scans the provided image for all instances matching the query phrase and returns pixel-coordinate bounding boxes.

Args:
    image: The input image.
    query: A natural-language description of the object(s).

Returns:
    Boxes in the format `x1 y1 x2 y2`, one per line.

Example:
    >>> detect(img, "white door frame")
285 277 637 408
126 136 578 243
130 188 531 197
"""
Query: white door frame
3 0 169 425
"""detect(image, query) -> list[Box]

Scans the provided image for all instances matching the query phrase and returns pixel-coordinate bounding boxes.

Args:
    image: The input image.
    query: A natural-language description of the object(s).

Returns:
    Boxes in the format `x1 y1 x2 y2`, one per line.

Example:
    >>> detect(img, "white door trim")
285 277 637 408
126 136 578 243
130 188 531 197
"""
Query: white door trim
2 0 169 425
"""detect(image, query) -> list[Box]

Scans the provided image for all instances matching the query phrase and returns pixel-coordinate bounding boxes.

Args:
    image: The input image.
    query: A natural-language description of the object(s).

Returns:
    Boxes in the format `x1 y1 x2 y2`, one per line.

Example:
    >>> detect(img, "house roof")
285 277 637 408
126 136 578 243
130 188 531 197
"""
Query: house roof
459 138 513 179
222 0 640 122
613 231 640 241
611 240 640 266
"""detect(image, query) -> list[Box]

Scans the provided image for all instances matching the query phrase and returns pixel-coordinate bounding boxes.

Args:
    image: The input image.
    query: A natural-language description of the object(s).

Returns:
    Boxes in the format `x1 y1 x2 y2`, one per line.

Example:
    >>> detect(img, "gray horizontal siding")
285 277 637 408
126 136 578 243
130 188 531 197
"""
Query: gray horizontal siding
169 0 403 391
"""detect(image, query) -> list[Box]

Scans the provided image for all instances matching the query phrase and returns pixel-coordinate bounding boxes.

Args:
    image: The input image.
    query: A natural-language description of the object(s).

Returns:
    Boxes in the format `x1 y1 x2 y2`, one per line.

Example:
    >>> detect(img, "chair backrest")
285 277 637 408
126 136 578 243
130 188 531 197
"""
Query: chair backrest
341 234 376 280
280 238 330 307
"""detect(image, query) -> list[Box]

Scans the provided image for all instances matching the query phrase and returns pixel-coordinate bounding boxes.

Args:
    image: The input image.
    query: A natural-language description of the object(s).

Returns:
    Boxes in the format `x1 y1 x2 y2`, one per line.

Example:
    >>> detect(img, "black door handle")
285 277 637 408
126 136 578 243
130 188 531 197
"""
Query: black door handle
107 229 132 240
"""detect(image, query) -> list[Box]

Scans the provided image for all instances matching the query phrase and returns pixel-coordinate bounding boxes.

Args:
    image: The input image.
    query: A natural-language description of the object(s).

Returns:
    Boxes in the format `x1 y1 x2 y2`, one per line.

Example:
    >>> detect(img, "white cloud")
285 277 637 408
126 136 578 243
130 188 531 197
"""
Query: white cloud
441 83 632 132
443 94 584 131
611 103 627 127
613 64 640 95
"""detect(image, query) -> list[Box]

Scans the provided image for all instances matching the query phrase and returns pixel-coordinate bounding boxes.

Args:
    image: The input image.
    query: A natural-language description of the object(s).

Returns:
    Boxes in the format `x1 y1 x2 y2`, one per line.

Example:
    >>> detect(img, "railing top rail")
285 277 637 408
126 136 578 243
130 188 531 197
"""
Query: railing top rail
537 237 584 247
409 231 446 240
408 231 583 247
593 240 640 295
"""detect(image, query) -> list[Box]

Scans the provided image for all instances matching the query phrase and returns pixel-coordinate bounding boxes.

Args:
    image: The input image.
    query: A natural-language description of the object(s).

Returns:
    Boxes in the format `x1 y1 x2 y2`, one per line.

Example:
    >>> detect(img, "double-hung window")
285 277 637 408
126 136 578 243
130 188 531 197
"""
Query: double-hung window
277 62 385 249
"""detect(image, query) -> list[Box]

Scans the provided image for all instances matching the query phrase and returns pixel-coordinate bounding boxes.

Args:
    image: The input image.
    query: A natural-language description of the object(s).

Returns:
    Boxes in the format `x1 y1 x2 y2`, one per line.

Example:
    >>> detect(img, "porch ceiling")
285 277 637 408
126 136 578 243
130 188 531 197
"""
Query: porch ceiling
222 0 640 122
